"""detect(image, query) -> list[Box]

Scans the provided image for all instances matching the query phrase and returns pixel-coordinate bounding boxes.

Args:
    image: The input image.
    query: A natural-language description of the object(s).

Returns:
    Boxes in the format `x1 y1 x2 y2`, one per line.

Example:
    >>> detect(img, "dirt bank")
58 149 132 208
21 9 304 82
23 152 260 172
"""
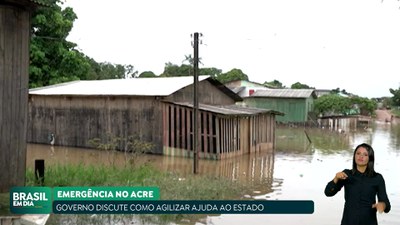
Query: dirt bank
375 109 392 122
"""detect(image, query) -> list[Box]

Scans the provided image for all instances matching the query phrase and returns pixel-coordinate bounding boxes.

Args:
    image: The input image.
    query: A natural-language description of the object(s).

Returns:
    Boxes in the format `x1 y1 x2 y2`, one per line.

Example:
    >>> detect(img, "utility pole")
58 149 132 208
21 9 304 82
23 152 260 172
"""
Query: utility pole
192 32 200 174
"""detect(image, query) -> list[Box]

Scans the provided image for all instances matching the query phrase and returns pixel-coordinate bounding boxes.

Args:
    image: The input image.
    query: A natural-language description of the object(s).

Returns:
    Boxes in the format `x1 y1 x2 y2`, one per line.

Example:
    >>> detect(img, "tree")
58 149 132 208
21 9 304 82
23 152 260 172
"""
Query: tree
291 82 314 89
181 54 222 77
29 0 138 87
182 54 203 65
199 67 222 78
314 94 351 115
331 88 349 95
161 58 222 78
314 94 376 116
389 87 400 107
351 96 377 116
124 64 138 78
216 68 249 84
264 80 285 88
29 0 90 87
85 58 136 80
161 62 192 77
139 71 157 78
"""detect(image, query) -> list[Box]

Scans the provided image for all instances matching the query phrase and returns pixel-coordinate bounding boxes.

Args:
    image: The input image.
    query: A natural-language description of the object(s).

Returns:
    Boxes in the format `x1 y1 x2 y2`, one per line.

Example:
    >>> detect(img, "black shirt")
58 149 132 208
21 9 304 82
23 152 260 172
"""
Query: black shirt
324 169 391 225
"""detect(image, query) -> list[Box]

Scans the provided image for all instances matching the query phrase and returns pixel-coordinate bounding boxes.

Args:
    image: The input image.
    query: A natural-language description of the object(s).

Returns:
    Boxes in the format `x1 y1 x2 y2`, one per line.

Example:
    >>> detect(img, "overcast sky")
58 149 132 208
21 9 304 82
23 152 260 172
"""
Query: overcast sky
64 0 400 98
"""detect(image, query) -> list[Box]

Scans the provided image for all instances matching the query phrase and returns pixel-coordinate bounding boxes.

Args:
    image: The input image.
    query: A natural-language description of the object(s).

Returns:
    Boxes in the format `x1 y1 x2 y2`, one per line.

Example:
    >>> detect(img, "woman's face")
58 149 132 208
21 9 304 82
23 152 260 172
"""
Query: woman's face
355 147 369 167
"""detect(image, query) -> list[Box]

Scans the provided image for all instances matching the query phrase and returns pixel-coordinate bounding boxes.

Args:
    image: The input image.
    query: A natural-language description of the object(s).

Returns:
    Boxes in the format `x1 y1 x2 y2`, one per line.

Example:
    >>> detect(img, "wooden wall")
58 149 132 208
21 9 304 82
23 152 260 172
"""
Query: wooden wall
28 95 165 153
162 103 277 160
244 97 313 123
0 4 31 192
318 116 362 132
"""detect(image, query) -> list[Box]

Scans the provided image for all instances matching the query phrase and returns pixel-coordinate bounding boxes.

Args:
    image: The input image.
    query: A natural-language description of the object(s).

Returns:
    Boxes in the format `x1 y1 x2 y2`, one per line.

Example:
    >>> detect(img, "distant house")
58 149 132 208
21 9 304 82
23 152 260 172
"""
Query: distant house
242 89 317 123
224 80 270 98
28 76 282 159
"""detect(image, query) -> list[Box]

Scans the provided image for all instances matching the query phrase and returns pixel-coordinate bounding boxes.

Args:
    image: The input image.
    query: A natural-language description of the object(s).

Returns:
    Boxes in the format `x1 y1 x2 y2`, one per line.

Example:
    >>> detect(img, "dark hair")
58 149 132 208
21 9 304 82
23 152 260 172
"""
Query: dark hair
352 143 376 177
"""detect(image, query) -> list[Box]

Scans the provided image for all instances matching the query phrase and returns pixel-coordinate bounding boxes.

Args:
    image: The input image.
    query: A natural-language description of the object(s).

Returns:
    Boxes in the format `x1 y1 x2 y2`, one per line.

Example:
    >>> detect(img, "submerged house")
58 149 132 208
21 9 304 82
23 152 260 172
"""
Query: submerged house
28 76 282 159
242 89 317 123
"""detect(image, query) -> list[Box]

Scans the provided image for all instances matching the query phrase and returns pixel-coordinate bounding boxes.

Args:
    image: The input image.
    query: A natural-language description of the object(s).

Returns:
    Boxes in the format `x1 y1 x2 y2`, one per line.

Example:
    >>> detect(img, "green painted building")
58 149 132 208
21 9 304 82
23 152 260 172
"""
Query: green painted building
243 89 317 123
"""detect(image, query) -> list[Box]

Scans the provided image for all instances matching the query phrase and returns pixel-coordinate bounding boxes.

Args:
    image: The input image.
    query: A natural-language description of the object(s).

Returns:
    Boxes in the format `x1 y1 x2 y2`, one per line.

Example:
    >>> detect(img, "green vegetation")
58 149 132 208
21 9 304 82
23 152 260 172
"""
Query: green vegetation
290 82 314 89
88 134 155 167
25 164 248 200
25 163 250 223
391 108 400 117
29 1 400 108
314 94 377 116
0 193 10 215
29 0 136 88
215 68 249 83
390 87 400 107
263 80 284 88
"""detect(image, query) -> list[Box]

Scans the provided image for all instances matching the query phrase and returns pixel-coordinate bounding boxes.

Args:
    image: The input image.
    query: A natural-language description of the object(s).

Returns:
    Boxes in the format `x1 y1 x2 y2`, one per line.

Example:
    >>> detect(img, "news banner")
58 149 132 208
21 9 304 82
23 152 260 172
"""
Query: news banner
10 187 314 214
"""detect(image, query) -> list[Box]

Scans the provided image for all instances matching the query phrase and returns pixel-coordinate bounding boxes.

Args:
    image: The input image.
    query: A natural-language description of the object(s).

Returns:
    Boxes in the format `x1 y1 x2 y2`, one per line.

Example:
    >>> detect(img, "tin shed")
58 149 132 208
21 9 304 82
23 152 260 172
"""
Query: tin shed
243 89 317 123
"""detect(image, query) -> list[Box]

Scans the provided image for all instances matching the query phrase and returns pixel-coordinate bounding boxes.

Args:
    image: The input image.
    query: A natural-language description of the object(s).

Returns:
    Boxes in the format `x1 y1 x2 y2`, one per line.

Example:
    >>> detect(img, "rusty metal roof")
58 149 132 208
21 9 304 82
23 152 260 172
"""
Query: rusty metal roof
250 89 317 98
169 102 284 116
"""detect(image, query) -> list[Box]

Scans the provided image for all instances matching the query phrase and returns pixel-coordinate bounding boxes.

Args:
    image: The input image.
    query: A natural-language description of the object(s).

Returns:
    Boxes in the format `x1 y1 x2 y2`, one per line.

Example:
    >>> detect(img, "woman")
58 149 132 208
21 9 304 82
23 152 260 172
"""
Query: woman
324 143 391 225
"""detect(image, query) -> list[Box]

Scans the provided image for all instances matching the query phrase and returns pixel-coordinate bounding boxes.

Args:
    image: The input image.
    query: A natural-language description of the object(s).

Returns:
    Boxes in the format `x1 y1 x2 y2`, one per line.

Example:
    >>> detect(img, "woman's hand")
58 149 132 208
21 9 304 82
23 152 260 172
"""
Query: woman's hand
333 171 348 184
372 202 386 213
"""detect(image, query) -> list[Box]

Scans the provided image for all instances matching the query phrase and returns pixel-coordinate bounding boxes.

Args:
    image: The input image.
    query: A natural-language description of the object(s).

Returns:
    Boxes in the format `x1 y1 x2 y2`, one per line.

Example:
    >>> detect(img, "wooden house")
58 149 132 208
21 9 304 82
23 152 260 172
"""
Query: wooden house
28 76 283 159
242 89 317 123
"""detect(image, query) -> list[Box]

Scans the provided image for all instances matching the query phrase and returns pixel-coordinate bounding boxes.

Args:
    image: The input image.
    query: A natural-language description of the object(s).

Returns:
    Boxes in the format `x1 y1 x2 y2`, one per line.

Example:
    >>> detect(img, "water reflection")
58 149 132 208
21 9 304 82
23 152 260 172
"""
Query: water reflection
210 123 400 225
27 144 276 195
27 121 400 225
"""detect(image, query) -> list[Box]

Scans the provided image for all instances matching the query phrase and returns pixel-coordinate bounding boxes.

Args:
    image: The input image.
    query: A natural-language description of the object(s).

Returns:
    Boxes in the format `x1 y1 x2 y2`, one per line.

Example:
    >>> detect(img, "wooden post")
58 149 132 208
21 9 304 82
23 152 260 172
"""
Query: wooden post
0 1 37 192
35 159 45 186
193 32 200 174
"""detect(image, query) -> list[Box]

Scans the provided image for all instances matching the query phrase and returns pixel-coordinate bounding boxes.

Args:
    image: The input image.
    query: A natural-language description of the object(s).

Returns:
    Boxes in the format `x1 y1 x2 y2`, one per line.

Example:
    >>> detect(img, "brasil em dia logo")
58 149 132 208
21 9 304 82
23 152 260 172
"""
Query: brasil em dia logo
10 187 52 214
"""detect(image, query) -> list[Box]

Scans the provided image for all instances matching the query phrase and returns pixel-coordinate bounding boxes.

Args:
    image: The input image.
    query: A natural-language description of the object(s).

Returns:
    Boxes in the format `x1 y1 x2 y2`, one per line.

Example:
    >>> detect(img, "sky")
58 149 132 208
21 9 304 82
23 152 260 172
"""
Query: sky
63 0 400 98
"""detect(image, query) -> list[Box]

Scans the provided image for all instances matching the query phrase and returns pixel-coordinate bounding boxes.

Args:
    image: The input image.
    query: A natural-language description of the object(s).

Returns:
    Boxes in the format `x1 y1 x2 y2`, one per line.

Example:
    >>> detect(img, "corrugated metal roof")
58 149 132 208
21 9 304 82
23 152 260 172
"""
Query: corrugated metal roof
229 86 246 94
169 102 284 116
29 76 211 96
251 89 316 98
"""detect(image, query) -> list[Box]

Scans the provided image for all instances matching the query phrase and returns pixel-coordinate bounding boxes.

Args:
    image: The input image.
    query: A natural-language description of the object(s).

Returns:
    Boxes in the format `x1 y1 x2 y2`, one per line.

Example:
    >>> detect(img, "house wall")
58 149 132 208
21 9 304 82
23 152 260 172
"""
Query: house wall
318 116 364 132
28 95 165 153
244 97 314 122
162 103 277 160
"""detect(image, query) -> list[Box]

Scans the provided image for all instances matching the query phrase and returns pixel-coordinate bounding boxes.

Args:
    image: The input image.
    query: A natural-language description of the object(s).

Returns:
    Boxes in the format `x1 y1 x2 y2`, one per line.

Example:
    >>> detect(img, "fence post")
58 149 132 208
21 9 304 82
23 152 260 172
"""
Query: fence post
35 159 45 186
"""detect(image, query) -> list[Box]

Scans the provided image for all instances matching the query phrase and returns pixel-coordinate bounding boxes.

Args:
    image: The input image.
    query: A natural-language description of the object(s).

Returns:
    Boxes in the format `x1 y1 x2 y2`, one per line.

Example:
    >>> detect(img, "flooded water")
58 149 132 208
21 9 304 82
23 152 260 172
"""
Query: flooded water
26 121 400 225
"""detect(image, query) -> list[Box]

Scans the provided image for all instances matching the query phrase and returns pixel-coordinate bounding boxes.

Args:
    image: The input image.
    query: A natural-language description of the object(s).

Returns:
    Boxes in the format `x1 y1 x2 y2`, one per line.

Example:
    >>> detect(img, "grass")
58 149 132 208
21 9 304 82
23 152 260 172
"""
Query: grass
24 163 252 224
0 193 11 216
26 163 249 200
391 108 400 118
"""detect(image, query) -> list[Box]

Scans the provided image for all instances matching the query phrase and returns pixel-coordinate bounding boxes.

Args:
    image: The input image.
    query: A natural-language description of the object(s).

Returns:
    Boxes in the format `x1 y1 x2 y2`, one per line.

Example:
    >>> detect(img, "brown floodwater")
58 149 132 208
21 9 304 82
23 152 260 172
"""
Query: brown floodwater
27 143 275 195
27 122 400 225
